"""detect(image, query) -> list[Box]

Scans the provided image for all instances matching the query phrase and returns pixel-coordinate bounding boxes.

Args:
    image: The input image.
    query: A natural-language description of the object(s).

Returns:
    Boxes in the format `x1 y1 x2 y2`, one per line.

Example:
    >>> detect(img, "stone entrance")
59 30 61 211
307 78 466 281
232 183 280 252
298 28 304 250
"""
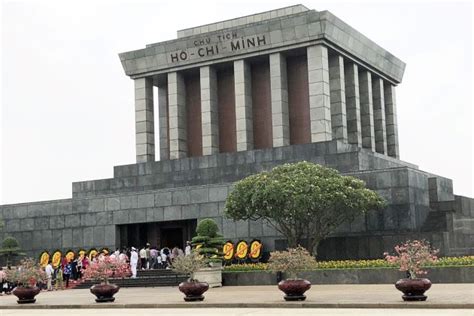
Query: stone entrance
117 219 196 249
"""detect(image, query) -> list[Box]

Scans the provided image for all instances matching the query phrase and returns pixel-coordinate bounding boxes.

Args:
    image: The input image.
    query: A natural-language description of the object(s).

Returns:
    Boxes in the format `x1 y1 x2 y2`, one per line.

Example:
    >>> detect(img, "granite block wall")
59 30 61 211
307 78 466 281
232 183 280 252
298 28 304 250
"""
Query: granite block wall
72 141 415 198
1 141 472 260
120 7 405 83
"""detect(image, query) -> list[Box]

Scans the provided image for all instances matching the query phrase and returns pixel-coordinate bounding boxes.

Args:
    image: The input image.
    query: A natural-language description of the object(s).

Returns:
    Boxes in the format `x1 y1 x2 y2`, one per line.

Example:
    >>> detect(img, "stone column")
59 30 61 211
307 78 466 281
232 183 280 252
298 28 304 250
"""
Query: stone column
359 70 375 151
158 85 169 160
168 72 187 159
134 77 155 163
234 60 253 151
372 77 388 155
344 62 362 146
328 54 347 142
270 53 290 147
200 66 219 155
384 83 400 158
307 45 332 142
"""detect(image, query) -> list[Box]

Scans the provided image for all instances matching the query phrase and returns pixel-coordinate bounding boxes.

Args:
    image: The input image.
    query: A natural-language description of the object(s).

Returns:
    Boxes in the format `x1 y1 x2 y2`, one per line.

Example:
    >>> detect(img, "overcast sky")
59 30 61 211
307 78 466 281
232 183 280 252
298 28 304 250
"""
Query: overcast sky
1 0 472 204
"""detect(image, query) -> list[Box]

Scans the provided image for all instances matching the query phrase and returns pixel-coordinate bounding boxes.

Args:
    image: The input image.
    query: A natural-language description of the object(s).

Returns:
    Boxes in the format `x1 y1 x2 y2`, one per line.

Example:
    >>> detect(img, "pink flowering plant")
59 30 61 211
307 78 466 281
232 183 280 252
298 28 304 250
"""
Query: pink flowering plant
5 258 47 288
384 240 439 279
83 254 130 284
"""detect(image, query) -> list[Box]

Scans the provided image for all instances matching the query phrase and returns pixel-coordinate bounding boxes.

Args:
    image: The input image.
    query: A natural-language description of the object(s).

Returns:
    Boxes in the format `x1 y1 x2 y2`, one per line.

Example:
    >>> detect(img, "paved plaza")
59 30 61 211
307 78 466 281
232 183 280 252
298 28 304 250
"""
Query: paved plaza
0 284 473 310
0 308 473 316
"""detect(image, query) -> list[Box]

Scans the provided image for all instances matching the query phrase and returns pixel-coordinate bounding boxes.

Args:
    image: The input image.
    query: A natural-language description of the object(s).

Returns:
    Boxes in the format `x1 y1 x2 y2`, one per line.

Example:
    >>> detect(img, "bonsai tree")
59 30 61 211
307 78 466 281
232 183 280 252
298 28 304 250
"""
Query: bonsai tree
384 240 439 279
225 161 385 255
5 258 46 304
191 219 226 264
268 246 316 279
83 253 131 303
172 251 206 282
5 257 46 288
0 236 25 267
82 253 130 284
172 251 210 302
268 246 316 301
384 240 439 302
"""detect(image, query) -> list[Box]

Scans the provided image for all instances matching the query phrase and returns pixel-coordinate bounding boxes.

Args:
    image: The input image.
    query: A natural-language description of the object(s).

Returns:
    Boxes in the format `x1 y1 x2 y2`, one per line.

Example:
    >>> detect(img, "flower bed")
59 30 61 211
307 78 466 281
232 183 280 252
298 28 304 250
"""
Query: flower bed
223 256 474 272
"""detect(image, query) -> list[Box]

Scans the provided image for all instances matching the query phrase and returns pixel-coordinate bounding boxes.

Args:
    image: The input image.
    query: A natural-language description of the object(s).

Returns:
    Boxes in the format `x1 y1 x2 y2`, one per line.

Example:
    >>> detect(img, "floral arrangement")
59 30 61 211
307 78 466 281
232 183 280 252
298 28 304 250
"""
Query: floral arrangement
5 258 47 288
223 255 474 272
82 254 130 284
384 240 439 279
171 251 206 282
267 246 316 279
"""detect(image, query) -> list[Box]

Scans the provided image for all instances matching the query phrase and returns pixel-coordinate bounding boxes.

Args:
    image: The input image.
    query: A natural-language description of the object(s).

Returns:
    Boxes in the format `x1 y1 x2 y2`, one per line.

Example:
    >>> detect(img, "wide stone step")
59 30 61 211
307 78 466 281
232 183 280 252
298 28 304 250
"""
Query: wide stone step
136 269 181 277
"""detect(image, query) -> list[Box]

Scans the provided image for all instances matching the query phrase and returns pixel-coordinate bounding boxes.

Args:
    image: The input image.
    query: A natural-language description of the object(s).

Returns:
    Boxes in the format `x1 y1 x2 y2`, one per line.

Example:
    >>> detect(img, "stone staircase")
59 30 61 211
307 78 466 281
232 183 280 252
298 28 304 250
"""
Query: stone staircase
74 269 189 289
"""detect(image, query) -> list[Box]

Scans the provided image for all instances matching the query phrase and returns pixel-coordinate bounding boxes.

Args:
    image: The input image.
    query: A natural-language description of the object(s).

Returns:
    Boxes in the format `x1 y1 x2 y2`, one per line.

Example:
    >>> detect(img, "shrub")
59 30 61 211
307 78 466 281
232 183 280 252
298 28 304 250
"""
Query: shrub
0 236 25 266
192 219 226 263
223 256 474 272
196 219 219 237
82 254 130 284
172 251 206 282
384 240 439 279
267 246 316 279
5 258 46 288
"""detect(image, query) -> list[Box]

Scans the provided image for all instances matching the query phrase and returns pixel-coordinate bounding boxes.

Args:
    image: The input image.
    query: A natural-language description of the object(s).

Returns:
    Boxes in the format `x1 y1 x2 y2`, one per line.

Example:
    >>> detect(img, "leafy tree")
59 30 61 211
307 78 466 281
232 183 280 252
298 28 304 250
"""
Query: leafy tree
192 219 226 263
225 162 385 255
0 236 25 266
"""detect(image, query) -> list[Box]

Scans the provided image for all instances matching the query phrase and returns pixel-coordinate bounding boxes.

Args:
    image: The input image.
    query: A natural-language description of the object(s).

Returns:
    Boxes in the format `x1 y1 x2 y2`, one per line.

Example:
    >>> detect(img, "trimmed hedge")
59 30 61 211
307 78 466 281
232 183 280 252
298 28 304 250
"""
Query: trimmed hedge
223 256 474 272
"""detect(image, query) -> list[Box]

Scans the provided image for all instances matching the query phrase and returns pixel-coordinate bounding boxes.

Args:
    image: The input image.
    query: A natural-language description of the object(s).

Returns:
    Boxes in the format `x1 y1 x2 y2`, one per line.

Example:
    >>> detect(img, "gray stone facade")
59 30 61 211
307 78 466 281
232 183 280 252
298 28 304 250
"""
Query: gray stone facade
1 141 473 259
1 5 472 261
120 5 405 83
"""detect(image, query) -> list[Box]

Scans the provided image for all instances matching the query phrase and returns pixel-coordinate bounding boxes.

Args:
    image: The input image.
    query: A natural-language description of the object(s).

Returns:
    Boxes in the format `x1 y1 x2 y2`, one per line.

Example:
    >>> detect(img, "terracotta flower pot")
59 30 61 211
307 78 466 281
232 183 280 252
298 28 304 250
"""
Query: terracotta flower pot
178 281 209 301
395 278 432 301
278 279 311 301
12 286 41 304
90 283 120 303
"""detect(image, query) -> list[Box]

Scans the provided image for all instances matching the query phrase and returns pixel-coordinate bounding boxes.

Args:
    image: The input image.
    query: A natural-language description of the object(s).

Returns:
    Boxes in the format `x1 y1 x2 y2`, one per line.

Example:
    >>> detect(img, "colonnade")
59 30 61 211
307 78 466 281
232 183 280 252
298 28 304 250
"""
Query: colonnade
134 45 400 163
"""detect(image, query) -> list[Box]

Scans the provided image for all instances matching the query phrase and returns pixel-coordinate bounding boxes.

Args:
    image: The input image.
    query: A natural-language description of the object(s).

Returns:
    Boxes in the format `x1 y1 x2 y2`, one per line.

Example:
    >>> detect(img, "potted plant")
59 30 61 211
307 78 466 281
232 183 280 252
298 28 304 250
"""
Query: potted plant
5 258 46 304
172 251 209 301
191 218 226 287
268 246 316 301
82 253 130 302
384 239 439 301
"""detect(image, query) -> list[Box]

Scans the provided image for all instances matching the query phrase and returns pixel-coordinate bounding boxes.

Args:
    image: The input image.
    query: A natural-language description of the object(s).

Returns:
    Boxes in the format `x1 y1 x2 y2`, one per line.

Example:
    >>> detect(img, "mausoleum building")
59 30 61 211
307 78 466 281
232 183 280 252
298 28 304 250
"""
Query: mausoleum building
1 5 473 260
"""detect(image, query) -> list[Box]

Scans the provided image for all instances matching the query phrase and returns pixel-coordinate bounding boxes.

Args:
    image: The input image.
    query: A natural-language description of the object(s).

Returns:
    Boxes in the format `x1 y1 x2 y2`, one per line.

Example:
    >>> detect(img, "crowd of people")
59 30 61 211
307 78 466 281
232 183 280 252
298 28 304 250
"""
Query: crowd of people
0 267 14 295
128 242 191 278
0 241 192 293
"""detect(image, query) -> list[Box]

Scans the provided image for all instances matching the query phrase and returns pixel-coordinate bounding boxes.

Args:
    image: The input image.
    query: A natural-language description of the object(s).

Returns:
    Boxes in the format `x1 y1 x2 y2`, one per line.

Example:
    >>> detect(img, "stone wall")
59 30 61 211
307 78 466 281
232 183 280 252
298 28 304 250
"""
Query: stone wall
222 266 474 285
1 141 472 260
120 7 405 83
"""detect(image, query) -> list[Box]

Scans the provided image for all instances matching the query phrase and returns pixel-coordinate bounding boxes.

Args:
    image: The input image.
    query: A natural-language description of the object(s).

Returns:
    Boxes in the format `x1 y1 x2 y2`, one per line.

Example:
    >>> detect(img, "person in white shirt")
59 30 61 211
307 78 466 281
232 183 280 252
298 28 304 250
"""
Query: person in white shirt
45 263 54 291
160 252 168 269
185 241 192 256
139 247 147 270
130 247 139 278
157 252 162 269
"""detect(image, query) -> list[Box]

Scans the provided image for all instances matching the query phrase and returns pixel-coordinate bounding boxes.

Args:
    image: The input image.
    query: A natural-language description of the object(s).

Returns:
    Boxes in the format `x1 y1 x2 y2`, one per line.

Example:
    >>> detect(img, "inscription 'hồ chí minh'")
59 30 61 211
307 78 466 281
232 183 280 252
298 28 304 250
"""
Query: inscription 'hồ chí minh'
168 32 268 63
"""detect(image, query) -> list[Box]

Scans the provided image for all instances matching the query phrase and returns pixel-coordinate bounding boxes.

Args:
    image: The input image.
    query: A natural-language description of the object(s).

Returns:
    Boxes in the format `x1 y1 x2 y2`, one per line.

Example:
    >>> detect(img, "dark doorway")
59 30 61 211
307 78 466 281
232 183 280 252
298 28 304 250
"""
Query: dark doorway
118 219 196 250
161 228 183 249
